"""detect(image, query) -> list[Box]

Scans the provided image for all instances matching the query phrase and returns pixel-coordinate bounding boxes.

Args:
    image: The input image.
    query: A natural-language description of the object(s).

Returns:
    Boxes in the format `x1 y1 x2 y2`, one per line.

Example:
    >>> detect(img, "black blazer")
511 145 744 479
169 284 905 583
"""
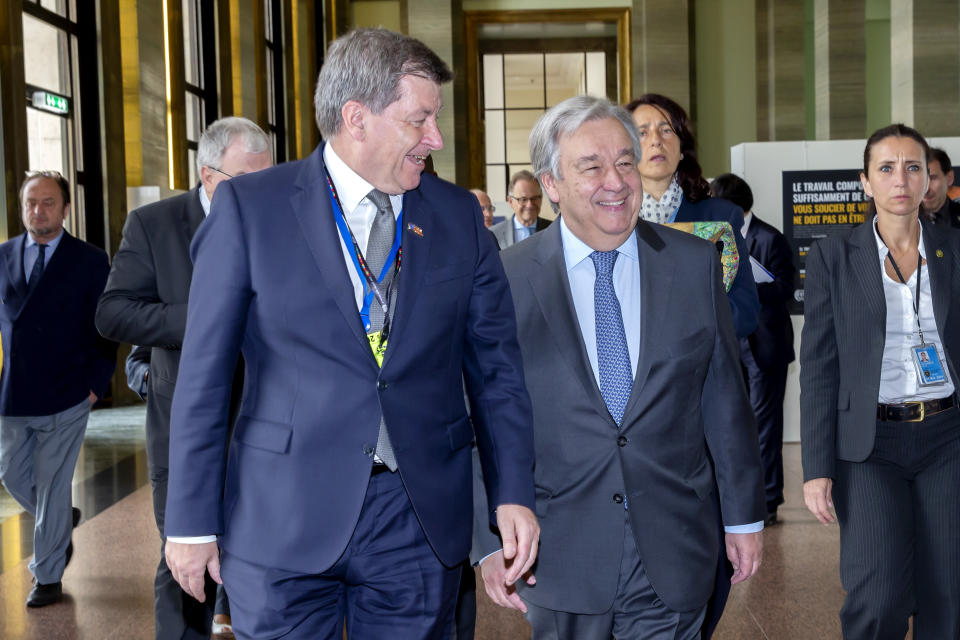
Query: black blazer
0 231 116 416
743 214 796 370
96 189 204 471
800 221 960 481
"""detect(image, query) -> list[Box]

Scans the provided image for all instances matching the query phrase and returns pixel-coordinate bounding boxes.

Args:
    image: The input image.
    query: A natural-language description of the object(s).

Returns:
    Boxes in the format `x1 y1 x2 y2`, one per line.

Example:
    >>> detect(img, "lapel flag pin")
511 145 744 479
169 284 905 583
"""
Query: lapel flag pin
408 223 423 237
937 249 944 258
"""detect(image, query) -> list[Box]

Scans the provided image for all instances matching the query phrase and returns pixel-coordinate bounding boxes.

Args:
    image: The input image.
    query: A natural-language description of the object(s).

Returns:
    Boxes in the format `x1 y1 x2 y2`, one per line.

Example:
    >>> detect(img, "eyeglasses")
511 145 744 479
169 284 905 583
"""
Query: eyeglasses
509 195 542 205
481 204 496 213
207 166 234 179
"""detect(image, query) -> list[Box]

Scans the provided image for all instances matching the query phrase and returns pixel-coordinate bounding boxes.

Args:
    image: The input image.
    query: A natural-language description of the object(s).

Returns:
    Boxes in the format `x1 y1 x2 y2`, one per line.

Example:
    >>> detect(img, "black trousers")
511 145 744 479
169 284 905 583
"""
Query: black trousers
833 407 960 639
740 346 788 513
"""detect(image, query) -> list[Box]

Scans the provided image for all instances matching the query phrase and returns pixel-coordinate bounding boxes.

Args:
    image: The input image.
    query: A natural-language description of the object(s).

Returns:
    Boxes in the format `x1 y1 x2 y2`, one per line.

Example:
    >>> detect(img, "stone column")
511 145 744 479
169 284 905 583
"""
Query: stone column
756 0 805 141
813 0 866 140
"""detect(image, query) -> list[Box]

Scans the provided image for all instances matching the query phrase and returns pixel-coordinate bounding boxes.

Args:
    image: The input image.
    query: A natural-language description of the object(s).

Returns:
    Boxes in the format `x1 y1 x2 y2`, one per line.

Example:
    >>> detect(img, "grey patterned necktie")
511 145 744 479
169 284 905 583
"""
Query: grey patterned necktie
591 250 633 427
27 243 47 294
365 189 398 470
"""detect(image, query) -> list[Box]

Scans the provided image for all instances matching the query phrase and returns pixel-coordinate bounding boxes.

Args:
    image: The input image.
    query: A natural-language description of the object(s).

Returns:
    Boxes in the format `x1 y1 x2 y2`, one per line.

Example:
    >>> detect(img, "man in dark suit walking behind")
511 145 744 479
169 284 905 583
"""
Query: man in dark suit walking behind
0 171 117 607
711 173 796 526
96 116 271 639
477 96 764 638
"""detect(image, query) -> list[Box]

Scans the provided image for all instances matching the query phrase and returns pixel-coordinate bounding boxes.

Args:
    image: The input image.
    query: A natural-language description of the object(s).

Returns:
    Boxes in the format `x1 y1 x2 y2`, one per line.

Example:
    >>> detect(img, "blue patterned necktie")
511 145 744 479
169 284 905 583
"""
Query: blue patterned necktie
591 250 633 427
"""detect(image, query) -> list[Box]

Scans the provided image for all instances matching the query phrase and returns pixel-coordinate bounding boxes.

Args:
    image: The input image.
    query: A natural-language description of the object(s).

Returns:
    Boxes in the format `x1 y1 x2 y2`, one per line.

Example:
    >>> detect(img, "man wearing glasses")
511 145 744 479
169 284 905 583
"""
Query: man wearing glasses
96 116 271 639
490 170 552 249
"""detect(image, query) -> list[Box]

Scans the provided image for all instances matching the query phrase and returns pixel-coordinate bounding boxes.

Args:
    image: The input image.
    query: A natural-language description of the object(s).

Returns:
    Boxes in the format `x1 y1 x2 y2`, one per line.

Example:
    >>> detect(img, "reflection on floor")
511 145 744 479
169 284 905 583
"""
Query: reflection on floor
0 405 149 574
0 440 899 639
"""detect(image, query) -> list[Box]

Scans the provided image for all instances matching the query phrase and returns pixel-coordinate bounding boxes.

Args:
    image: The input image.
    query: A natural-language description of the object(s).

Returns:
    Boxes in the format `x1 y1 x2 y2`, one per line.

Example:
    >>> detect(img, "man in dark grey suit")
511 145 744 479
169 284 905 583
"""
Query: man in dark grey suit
489 170 552 249
95 117 271 640
476 96 765 638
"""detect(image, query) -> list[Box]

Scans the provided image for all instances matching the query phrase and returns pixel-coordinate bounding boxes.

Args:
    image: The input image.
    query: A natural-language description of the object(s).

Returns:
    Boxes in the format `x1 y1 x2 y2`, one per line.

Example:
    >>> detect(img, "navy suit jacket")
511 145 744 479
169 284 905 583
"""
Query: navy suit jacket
743 215 796 370
0 231 116 416
164 147 535 572
676 197 760 338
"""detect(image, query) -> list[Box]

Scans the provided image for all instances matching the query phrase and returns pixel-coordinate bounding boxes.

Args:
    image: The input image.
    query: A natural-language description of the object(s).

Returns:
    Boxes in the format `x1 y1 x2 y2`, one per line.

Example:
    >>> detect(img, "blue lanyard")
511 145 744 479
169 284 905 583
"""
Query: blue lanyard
326 183 404 332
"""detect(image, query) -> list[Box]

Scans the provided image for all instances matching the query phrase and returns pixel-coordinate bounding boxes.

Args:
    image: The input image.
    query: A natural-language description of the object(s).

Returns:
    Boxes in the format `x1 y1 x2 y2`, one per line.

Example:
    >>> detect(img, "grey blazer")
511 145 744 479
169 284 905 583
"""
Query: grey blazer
800 220 960 481
489 215 552 249
474 220 764 614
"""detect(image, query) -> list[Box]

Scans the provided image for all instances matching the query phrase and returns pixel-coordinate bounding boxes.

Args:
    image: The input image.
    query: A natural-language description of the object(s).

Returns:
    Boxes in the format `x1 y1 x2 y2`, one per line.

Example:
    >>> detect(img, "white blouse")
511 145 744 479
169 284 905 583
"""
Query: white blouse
873 220 955 403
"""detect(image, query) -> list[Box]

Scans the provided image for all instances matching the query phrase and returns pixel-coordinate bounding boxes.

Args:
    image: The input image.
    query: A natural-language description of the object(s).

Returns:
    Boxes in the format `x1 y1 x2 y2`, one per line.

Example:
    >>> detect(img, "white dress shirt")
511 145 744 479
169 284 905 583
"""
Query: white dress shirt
873 219 955 403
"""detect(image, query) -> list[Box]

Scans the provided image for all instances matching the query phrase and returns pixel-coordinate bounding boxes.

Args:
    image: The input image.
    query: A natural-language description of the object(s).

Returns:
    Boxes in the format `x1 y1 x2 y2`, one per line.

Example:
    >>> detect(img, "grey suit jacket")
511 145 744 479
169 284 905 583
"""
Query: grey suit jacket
489 215 552 249
96 189 204 470
800 220 960 481
475 220 764 614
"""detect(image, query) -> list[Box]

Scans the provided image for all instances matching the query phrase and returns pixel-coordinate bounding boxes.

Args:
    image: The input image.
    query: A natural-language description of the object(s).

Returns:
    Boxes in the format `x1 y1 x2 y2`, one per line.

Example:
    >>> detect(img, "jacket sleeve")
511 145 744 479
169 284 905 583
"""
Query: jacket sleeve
96 210 188 348
798 241 840 481
87 251 119 399
756 225 796 306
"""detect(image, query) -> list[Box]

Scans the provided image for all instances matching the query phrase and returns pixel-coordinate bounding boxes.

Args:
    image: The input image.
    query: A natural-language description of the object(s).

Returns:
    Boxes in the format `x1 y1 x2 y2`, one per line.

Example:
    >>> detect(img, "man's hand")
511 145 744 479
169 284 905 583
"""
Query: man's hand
725 531 762 585
803 477 836 525
164 540 221 602
88 391 98 405
495 504 539 585
480 550 536 612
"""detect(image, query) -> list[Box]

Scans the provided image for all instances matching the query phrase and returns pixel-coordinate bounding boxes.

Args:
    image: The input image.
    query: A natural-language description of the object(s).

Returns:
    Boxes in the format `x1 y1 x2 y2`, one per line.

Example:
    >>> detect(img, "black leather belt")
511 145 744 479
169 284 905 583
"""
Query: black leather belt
877 396 956 422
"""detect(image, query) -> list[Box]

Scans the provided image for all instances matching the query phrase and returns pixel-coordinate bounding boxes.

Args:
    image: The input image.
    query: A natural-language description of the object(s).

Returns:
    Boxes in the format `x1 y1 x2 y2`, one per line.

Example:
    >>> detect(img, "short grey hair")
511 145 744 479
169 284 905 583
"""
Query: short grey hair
196 117 270 174
314 28 453 139
508 169 539 195
529 96 641 212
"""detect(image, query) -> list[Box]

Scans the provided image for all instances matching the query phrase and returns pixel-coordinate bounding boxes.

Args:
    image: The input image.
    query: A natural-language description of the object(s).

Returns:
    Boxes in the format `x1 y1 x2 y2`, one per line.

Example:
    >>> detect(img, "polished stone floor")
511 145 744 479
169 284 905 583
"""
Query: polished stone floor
0 438 912 639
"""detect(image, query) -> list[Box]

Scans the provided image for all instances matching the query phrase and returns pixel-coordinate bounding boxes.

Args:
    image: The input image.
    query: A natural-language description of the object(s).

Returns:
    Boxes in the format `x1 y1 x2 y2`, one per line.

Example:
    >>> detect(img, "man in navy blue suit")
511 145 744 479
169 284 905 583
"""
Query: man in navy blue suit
163 28 538 639
0 171 117 607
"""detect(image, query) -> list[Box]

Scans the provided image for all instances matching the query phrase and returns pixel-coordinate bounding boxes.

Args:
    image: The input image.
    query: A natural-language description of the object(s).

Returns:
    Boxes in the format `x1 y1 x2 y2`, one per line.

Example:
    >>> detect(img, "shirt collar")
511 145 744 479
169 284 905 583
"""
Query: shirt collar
323 143 402 214
514 216 537 230
872 214 927 262
559 217 639 273
198 185 212 216
26 228 64 250
742 211 753 236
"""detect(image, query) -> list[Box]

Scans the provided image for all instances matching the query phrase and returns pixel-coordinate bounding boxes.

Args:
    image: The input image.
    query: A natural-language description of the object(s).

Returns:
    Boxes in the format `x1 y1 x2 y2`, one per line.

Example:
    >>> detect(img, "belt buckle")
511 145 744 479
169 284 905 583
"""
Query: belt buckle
906 401 925 422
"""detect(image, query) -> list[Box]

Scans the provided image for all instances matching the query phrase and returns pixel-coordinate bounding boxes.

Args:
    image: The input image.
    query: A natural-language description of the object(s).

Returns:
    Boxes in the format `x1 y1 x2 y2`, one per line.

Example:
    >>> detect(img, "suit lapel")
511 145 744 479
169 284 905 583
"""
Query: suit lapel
850 222 886 332
528 223 609 417
622 222 671 420
922 222 953 337
378 186 433 370
5 234 27 302
289 148 375 363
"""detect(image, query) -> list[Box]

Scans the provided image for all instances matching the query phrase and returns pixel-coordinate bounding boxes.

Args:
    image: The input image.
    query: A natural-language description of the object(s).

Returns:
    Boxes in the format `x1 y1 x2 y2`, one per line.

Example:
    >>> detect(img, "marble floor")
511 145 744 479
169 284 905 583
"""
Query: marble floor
0 435 908 639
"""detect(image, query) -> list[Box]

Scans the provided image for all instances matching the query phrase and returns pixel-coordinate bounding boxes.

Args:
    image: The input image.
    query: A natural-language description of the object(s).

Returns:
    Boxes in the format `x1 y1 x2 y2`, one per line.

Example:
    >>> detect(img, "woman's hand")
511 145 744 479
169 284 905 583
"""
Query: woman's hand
803 477 836 525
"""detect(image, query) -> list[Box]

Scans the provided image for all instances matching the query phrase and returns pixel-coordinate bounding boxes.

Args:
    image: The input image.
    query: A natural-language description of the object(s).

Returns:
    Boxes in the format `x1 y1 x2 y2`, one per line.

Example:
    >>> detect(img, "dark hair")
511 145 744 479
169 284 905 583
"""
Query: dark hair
625 94 711 203
19 170 71 206
929 147 953 175
710 173 753 213
863 124 929 174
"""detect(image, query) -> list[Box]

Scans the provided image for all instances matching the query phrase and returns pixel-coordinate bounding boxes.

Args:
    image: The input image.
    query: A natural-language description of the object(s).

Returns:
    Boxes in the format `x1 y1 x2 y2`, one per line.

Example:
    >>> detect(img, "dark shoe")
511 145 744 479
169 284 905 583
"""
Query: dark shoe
764 510 778 527
26 581 62 607
65 507 81 568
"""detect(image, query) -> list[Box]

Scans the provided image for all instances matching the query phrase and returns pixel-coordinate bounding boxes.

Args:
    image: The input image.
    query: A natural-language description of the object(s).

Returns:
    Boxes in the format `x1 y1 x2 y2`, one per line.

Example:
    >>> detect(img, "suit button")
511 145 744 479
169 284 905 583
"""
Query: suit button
613 493 624 504
617 435 627 447
377 380 387 390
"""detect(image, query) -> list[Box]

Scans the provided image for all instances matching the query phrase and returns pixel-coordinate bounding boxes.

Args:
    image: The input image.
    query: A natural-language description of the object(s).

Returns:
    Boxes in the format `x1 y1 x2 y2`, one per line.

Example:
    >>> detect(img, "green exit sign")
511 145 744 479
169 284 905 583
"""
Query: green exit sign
31 90 70 116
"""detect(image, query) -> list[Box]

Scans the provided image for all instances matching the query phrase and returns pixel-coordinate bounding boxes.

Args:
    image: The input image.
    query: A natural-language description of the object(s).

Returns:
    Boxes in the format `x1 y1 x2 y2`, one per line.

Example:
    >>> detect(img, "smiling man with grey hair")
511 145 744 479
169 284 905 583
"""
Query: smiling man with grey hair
475 95 764 638
160 27 537 640
95 115 271 640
